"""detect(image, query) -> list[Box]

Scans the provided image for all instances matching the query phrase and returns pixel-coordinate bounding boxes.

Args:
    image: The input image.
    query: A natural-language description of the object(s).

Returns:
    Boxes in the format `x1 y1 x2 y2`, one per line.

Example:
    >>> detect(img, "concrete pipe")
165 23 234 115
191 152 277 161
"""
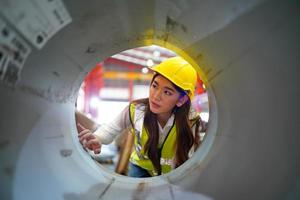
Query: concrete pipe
0 0 299 199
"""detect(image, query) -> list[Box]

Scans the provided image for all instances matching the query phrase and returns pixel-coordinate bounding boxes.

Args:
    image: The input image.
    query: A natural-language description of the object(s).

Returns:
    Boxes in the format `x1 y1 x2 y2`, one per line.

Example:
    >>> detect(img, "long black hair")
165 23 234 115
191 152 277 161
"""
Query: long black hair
131 74 199 174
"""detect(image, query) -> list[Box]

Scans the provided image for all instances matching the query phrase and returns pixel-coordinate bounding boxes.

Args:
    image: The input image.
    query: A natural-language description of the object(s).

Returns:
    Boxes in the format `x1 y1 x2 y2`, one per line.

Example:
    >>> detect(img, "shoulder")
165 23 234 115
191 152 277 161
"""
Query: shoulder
129 100 147 121
188 108 208 133
130 99 147 112
188 107 207 131
189 107 200 122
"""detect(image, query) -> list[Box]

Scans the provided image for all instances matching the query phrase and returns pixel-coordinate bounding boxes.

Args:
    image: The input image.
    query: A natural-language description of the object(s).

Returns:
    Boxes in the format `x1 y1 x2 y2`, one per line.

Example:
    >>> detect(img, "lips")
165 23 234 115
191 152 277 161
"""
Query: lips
150 101 160 109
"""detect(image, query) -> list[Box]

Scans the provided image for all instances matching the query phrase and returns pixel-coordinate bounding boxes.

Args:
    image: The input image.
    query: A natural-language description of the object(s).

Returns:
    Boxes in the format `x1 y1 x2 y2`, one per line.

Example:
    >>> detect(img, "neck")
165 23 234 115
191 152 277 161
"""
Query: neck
157 112 172 128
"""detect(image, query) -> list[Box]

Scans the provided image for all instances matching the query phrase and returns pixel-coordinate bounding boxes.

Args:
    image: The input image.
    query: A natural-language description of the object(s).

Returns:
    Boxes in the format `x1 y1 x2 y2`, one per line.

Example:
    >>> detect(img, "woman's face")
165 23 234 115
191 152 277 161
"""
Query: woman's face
149 75 182 116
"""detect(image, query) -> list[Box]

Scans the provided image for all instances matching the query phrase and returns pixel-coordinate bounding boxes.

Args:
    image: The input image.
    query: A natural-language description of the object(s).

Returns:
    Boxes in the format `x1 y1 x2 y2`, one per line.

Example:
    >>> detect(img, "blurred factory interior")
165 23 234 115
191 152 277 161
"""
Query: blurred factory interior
76 45 208 171
0 0 300 200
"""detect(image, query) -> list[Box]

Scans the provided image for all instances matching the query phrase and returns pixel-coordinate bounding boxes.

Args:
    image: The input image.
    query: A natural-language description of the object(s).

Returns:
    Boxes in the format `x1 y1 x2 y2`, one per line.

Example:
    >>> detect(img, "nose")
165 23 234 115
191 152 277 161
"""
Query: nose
153 89 162 101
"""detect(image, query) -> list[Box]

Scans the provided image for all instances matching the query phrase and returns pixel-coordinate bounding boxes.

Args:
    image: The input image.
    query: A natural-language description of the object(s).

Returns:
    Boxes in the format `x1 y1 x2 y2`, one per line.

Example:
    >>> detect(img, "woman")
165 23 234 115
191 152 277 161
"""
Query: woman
78 56 205 177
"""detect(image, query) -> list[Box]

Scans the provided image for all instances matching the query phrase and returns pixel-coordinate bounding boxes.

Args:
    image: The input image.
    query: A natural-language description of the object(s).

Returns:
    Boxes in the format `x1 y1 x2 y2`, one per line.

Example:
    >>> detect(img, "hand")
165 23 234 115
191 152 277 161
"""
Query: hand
77 123 102 154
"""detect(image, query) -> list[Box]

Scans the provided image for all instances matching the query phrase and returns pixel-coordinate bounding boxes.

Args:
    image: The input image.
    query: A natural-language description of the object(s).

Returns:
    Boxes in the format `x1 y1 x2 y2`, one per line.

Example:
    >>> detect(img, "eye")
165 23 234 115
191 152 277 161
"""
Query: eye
164 90 172 96
151 83 158 89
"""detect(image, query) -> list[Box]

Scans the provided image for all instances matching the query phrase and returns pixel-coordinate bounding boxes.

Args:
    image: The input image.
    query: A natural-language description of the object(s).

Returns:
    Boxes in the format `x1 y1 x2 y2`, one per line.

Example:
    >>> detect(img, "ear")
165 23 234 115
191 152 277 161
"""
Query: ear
176 95 189 107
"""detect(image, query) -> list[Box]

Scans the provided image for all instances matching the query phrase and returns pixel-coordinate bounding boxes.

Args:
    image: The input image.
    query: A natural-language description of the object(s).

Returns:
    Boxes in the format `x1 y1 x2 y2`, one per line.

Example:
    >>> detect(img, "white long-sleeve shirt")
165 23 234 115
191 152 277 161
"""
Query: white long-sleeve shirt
94 104 205 150
94 105 176 148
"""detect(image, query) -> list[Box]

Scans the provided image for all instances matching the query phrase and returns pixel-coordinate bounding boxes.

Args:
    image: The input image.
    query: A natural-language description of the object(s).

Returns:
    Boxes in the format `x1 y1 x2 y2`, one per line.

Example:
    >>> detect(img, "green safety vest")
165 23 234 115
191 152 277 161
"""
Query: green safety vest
128 103 200 176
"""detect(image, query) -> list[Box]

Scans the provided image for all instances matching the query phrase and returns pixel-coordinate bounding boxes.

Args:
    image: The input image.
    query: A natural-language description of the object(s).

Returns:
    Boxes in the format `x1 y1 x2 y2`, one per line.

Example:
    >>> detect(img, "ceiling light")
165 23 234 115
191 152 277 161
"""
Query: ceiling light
142 67 149 74
146 59 154 67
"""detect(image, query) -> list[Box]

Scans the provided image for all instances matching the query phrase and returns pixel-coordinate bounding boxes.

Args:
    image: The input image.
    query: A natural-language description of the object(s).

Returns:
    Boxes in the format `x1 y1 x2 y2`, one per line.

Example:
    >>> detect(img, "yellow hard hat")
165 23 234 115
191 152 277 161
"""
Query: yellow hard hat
150 56 197 99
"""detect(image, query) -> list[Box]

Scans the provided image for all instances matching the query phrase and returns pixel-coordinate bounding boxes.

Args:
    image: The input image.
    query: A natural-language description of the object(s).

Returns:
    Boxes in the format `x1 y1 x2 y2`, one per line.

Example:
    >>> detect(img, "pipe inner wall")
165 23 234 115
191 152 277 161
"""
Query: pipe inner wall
0 0 299 199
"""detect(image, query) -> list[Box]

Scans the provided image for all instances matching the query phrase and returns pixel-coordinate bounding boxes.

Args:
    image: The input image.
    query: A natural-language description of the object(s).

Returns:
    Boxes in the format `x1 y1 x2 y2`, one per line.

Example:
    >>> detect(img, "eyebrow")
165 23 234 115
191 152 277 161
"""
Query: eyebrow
153 80 176 92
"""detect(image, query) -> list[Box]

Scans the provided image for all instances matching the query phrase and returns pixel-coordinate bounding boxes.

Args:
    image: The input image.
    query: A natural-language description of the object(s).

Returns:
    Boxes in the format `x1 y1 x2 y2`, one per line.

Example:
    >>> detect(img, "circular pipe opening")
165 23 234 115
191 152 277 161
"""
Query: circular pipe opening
73 44 217 185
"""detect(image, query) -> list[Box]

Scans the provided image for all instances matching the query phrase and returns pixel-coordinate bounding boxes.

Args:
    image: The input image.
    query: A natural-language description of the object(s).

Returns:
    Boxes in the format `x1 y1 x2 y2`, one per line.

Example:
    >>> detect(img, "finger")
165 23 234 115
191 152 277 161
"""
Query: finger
86 138 100 149
80 135 91 145
88 141 101 154
78 130 93 141
86 137 102 153
82 139 96 149
82 139 87 147
77 123 86 132
84 142 100 152
84 133 98 142
78 129 91 138
78 129 89 136
93 147 101 154
80 134 101 150
79 133 90 144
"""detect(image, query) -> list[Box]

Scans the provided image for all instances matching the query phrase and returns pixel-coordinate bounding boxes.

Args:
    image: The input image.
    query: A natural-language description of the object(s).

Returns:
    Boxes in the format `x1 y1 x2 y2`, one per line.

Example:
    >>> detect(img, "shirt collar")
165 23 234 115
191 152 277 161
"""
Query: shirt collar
157 113 175 131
